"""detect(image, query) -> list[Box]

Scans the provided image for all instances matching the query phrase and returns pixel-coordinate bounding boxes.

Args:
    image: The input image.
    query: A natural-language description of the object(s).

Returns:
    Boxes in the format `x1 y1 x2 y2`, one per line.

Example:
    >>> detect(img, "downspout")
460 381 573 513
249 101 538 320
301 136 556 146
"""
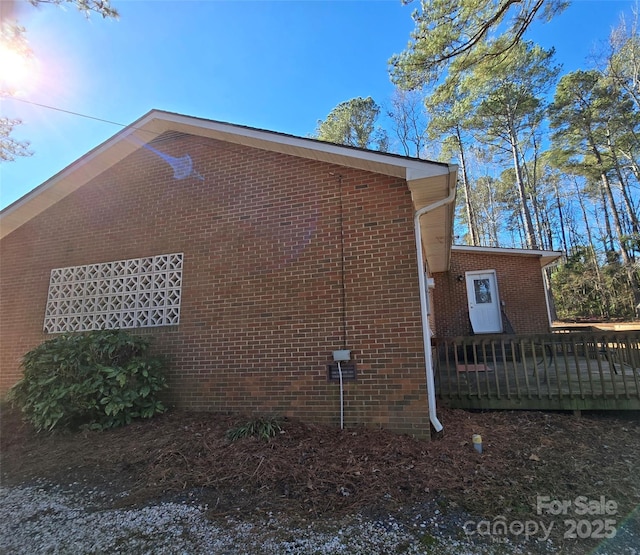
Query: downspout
414 171 457 433
541 256 563 329
542 265 554 329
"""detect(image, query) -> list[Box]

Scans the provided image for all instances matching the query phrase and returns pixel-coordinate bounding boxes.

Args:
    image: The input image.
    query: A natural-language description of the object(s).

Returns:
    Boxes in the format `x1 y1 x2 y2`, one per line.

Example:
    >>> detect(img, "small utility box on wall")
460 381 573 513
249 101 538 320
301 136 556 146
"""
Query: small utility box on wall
328 350 356 381
327 349 356 382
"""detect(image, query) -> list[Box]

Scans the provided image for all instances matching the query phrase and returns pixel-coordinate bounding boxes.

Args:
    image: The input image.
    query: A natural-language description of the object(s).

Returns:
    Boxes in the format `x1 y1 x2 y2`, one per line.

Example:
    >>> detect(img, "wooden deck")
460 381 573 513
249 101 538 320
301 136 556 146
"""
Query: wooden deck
433 331 640 411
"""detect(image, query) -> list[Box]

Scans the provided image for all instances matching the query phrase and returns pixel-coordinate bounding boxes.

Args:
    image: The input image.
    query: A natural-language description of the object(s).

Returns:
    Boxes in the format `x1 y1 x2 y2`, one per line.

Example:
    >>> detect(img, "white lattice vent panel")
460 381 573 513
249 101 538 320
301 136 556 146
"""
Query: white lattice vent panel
44 253 183 333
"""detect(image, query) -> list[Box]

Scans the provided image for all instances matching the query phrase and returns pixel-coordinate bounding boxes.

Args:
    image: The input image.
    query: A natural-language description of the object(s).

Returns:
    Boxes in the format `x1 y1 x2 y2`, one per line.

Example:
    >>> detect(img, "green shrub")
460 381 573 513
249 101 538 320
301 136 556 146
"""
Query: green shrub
8 330 168 431
226 416 283 441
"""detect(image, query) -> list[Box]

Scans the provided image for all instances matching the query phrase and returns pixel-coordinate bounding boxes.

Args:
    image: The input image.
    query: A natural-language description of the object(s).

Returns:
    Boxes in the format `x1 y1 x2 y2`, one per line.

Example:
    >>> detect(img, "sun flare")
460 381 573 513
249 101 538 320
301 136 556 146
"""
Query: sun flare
0 40 38 94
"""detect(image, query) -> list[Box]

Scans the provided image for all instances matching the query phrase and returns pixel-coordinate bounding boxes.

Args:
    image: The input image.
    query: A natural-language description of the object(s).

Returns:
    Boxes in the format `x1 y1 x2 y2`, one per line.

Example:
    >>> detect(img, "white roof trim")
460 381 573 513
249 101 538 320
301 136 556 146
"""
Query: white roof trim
1 110 457 240
451 245 564 267
140 111 453 180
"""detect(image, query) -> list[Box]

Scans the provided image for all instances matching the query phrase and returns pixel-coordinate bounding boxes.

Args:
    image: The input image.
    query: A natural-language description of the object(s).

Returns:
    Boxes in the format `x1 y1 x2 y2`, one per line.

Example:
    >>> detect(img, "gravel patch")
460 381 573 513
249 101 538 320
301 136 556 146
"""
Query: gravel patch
2 483 638 554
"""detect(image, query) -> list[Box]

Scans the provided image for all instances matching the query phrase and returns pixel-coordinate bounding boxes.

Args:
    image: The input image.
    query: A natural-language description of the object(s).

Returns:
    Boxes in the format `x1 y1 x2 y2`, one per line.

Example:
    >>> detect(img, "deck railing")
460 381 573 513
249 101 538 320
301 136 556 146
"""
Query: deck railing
433 331 640 411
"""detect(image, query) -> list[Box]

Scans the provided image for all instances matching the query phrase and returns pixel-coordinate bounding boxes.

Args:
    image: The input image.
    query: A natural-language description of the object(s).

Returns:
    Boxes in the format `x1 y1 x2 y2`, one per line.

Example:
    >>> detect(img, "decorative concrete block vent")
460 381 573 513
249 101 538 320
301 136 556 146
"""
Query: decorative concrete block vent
43 253 183 333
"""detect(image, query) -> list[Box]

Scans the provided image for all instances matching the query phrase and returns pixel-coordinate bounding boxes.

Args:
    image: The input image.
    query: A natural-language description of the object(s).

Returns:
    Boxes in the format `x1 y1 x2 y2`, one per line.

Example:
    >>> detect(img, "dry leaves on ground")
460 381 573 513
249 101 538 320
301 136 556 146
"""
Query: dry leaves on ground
1 404 639 551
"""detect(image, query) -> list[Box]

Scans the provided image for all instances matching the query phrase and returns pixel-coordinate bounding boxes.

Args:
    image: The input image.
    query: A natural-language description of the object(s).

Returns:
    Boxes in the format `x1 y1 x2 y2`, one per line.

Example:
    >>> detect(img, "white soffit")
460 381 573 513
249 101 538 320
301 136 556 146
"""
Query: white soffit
411 173 457 274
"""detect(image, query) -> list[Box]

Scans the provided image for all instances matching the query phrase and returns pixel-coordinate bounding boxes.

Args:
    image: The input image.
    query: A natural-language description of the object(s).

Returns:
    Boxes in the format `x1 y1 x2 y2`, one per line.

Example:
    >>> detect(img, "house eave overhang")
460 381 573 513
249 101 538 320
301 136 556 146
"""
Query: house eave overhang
408 170 458 274
0 109 458 270
451 245 564 268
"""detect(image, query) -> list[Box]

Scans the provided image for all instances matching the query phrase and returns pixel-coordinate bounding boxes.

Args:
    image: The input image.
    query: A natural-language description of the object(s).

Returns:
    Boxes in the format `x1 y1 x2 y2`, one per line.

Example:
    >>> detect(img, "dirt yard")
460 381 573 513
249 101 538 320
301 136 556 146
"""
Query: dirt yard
1 404 639 553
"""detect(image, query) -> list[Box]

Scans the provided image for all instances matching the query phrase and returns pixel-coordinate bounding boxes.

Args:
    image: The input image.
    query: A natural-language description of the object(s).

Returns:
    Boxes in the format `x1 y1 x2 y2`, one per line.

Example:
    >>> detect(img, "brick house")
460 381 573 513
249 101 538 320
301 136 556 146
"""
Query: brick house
432 246 562 338
0 110 560 436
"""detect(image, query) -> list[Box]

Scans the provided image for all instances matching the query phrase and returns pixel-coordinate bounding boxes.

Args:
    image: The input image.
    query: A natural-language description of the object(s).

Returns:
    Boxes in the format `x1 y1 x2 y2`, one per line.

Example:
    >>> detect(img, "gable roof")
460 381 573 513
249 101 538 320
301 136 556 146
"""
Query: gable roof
0 110 458 272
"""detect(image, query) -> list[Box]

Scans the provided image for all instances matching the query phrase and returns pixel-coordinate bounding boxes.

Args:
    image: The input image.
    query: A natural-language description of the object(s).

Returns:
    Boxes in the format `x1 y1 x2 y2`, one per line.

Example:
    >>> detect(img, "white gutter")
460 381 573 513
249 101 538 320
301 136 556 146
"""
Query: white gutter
414 173 457 433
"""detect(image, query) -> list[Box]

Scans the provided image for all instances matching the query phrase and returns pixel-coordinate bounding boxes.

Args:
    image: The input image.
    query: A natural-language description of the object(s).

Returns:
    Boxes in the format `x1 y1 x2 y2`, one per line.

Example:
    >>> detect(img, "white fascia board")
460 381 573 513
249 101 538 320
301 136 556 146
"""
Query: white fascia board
1 109 455 238
405 163 457 181
0 125 144 238
6 125 140 209
144 110 454 181
451 245 564 267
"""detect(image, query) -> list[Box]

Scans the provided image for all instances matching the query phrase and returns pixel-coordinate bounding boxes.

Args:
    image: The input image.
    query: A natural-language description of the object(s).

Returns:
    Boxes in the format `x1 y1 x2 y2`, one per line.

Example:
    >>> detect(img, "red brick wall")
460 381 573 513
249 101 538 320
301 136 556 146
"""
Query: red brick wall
0 133 432 436
432 250 551 337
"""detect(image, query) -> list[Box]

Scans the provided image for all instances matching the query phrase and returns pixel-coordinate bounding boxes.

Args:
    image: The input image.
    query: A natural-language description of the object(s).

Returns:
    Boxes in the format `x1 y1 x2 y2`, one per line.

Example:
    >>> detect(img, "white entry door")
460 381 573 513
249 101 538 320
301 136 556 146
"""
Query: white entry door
465 270 503 334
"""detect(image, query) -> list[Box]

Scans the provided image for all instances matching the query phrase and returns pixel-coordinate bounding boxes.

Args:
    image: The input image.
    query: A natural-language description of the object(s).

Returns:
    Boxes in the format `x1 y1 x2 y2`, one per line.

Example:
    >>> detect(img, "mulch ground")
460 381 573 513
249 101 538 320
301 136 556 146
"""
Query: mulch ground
1 403 639 551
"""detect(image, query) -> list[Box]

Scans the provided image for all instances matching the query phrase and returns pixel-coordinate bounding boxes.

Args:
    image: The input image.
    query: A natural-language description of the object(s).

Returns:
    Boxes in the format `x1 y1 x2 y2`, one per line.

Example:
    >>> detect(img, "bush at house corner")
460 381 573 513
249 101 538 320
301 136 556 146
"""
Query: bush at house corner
8 330 168 431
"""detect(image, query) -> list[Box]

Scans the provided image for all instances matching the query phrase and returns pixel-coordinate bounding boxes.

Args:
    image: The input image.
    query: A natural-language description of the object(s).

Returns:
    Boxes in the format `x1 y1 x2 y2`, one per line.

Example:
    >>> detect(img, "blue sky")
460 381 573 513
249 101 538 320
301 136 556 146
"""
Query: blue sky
0 0 636 210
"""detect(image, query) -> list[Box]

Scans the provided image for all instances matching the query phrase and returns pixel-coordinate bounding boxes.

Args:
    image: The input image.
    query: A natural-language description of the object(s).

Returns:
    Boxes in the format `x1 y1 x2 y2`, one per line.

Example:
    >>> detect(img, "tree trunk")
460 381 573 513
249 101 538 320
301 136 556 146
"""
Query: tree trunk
456 129 480 246
594 147 640 311
576 182 608 316
606 127 640 234
509 129 538 249
599 167 632 264
554 179 569 254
